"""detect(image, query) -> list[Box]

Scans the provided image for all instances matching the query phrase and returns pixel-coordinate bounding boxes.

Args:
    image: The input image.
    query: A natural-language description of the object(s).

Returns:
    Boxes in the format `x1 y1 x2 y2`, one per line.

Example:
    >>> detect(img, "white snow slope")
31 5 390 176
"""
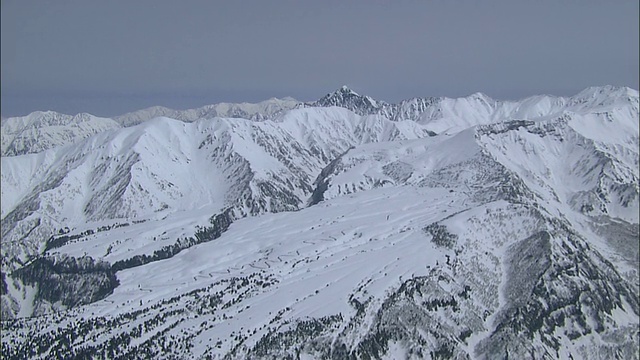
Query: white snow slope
1 86 638 360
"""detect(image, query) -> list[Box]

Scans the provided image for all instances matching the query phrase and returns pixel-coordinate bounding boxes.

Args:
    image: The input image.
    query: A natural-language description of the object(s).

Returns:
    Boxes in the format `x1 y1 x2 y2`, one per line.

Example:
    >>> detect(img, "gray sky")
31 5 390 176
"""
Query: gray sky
2 0 638 117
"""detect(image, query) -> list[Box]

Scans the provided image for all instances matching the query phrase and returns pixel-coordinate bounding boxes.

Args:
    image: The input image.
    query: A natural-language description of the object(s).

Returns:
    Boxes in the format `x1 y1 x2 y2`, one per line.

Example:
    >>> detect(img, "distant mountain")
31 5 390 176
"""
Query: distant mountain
113 97 300 127
3 86 636 157
312 85 389 115
1 112 121 157
1 98 300 157
308 86 442 128
311 85 640 135
1 86 638 359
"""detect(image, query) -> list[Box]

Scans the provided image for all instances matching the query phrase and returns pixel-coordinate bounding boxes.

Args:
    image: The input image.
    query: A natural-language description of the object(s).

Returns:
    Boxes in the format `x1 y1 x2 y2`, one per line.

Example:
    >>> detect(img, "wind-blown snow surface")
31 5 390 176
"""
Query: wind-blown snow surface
1 86 639 359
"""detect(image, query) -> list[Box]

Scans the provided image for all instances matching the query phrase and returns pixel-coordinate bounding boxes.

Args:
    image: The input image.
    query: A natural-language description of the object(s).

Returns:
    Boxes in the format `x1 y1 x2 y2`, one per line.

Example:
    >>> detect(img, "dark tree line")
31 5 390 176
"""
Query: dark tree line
112 208 234 272
12 254 119 308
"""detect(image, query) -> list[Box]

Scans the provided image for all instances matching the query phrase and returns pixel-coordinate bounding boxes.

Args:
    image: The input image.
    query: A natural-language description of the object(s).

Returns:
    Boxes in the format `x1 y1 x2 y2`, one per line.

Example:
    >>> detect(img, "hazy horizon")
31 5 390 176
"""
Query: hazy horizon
2 1 638 117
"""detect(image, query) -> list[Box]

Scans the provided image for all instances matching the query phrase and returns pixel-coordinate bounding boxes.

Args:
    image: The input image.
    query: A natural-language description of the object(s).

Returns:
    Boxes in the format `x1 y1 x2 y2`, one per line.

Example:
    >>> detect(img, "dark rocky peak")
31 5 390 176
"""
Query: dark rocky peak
326 85 361 98
309 86 442 122
312 86 386 116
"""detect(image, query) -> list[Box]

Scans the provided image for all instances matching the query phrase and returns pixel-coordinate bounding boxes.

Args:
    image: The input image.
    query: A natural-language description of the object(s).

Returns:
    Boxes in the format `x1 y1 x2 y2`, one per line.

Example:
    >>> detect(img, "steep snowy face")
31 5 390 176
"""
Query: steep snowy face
387 96 442 122
0 119 286 274
1 86 638 360
477 114 639 223
418 86 640 135
275 107 435 162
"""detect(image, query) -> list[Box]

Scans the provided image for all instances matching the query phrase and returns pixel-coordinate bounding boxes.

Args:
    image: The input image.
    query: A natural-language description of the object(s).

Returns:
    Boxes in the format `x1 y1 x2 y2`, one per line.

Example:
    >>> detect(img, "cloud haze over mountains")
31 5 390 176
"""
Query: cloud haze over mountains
2 1 638 116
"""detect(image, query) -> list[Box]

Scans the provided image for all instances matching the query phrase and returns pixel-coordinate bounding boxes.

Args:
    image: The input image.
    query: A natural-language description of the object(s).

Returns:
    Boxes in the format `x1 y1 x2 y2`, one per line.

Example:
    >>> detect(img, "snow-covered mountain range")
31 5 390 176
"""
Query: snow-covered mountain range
0 97 301 157
1 86 638 359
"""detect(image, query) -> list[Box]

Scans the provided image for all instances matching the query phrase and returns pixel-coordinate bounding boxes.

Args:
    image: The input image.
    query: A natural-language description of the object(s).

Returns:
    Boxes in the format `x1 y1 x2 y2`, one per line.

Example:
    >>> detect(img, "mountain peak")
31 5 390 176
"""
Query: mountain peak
313 86 382 116
322 85 360 99
338 85 358 95
574 85 638 99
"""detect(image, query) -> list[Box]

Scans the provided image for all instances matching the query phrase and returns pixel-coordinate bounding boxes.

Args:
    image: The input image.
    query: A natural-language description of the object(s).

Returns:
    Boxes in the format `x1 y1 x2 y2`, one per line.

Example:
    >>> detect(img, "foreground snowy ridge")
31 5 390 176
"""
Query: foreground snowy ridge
1 86 638 359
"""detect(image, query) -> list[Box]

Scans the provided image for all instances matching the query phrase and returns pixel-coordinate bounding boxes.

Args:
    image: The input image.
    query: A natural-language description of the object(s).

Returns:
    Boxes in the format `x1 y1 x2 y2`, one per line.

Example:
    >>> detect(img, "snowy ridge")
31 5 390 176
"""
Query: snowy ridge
0 98 300 157
113 97 300 127
1 112 121 157
3 85 636 157
1 86 639 359
416 85 639 135
309 85 639 138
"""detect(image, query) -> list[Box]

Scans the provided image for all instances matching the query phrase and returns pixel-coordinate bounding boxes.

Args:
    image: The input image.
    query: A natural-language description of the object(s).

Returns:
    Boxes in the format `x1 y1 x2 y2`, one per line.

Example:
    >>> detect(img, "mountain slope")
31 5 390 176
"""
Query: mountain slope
2 119 637 359
0 86 638 360
0 108 435 274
